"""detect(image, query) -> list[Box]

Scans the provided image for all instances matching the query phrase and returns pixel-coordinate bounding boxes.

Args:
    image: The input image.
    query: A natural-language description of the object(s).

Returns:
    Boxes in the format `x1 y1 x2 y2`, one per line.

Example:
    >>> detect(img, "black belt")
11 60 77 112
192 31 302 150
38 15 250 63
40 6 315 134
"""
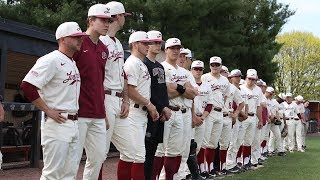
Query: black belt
285 118 294 120
248 113 255 116
294 118 300 120
168 105 187 113
213 107 222 112
223 113 229 117
104 90 123 98
67 114 78 121
134 104 147 111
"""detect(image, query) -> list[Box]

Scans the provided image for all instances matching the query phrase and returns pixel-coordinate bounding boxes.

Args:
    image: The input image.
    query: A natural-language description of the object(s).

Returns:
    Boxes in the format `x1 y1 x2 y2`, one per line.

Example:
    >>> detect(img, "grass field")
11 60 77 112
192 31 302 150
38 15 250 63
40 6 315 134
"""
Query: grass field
225 137 320 180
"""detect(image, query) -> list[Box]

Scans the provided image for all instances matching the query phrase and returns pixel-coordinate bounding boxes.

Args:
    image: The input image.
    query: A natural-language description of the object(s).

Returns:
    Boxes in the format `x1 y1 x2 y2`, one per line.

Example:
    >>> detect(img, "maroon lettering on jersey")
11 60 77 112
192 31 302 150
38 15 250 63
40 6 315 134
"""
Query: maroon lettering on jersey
73 36 108 118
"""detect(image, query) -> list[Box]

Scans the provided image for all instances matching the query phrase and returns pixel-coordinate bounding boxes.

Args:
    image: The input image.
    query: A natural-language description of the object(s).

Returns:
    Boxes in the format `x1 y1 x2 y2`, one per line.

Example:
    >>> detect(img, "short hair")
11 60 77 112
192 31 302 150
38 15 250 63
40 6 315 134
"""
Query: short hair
86 16 97 27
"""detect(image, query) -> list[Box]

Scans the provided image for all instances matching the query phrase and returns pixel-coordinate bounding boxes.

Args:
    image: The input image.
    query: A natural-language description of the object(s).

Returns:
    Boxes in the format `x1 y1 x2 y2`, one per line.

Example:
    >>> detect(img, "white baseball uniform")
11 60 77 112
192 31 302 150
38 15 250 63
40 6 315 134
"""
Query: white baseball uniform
23 50 80 180
99 35 132 160
267 99 284 153
283 101 302 151
297 103 306 147
123 55 151 163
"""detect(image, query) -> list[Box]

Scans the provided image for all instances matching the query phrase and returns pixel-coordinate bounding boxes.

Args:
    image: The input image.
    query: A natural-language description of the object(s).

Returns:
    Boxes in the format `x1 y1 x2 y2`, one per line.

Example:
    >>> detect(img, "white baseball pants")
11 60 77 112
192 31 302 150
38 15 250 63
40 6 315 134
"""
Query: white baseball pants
251 118 261 165
268 123 283 152
219 116 233 150
202 111 223 149
226 119 241 169
287 119 303 151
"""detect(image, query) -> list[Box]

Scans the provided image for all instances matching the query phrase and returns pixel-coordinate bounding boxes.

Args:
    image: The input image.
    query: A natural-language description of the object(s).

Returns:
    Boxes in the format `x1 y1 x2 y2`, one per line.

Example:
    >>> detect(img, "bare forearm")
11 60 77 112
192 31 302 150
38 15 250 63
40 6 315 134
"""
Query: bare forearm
182 87 197 99
128 85 149 105
123 80 129 102
32 98 50 113
257 106 262 122
235 102 244 115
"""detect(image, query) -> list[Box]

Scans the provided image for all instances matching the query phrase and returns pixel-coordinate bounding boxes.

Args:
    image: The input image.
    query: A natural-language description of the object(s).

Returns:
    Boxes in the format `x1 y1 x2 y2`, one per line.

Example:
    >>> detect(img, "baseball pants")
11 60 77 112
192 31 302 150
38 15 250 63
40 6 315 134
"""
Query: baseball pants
177 108 192 179
40 115 79 180
226 119 241 170
268 122 283 152
104 94 132 161
301 121 308 147
219 115 232 171
251 118 261 165
236 116 257 165
260 123 271 154
74 118 107 180
287 119 303 151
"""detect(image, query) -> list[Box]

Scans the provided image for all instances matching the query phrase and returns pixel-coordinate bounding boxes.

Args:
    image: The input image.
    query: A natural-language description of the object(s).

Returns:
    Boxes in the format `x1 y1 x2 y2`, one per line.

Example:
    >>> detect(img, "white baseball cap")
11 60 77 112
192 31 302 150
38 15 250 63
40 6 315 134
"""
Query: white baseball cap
88 4 112 18
278 93 285 99
147 30 164 42
228 69 242 78
266 87 275 93
128 31 149 44
256 79 267 87
246 69 258 79
240 79 245 85
285 92 293 97
55 22 87 40
221 65 229 73
191 60 204 68
180 48 192 58
295 95 304 101
106 1 131 16
165 38 182 49
210 56 222 64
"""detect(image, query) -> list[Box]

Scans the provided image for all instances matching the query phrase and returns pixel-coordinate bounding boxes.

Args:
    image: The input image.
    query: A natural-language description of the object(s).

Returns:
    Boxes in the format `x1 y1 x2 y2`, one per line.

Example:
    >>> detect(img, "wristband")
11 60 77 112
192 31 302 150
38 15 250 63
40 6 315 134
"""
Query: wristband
176 84 186 94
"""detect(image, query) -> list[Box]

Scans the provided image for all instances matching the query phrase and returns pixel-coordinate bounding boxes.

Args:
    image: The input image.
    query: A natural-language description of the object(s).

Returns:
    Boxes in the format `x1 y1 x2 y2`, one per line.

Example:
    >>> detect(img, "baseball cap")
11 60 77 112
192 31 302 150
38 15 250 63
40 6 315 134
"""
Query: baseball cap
278 93 285 100
295 95 304 101
256 79 267 87
266 87 274 93
106 1 131 16
191 60 204 68
228 69 242 78
88 4 112 18
239 79 245 85
165 38 182 49
181 48 192 58
221 65 229 73
246 69 258 79
210 56 222 64
128 31 149 44
147 30 164 42
285 92 293 97
55 22 87 40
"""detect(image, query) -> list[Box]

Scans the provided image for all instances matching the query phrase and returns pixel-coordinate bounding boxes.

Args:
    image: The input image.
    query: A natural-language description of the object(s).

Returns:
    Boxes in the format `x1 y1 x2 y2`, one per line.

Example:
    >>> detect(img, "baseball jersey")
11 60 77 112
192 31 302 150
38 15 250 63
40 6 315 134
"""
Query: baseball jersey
161 61 190 107
278 102 285 118
124 55 151 106
295 102 305 119
201 73 230 109
100 35 125 91
73 36 108 118
240 84 263 114
183 69 197 108
282 101 300 119
194 82 213 115
23 50 80 113
266 98 279 117
224 83 243 113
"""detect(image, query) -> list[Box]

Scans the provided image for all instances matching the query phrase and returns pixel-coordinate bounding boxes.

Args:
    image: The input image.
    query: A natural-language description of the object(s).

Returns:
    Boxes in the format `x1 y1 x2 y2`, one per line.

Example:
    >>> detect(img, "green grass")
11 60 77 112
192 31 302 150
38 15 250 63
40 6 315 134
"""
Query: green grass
225 137 320 180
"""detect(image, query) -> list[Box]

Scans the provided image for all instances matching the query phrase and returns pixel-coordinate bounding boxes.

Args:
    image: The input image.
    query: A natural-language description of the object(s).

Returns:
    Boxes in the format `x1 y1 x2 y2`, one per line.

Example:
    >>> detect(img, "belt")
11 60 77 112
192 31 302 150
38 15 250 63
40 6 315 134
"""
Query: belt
223 113 229 117
248 113 255 116
280 118 283 120
168 105 187 114
213 107 222 112
67 114 78 121
104 90 123 98
285 118 294 120
134 104 147 111
294 118 300 120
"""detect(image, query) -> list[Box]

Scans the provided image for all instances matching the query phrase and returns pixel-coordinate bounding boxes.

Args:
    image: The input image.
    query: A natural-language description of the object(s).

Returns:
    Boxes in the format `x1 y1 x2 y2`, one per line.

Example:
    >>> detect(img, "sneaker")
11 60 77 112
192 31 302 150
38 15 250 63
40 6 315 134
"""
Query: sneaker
251 163 264 170
289 150 294 153
200 172 215 179
278 152 285 156
221 169 234 177
260 155 268 160
258 158 264 165
243 164 252 171
209 169 225 178
237 162 243 167
298 149 305 152
228 166 241 174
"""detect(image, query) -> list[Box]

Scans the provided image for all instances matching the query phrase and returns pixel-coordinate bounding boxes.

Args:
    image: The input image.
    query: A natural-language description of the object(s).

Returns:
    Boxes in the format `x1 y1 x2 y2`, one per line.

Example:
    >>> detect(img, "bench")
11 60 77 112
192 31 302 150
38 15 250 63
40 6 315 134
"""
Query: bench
1 145 31 161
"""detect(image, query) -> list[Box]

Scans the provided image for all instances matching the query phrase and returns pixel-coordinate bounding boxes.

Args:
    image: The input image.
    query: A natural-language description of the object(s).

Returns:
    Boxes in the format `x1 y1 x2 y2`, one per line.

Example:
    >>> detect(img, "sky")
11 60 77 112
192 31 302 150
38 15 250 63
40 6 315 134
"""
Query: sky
278 0 320 37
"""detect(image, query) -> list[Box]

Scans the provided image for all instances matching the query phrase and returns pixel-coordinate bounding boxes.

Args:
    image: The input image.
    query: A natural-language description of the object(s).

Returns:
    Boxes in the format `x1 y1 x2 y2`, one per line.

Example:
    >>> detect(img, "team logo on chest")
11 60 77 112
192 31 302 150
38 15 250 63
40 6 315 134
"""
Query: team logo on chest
102 52 107 60
63 71 81 85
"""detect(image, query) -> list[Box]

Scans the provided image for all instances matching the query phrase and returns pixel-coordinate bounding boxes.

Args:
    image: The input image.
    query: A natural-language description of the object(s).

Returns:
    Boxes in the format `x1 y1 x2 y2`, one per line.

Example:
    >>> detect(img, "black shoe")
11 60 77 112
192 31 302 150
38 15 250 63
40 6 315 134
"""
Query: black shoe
185 174 192 180
200 171 215 179
209 169 225 178
258 158 264 165
221 169 234 177
237 162 242 167
228 165 241 174
251 163 264 170
243 164 252 171
278 152 285 156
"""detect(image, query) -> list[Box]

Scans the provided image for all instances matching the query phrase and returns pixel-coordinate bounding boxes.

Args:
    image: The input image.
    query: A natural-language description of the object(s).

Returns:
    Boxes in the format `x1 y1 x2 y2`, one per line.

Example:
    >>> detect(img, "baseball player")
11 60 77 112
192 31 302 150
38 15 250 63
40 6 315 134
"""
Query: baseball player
200 56 230 177
283 93 304 152
225 70 249 173
219 67 244 175
99 2 130 179
294 95 306 151
154 38 196 180
20 22 85 179
237 69 263 170
72 4 113 180
181 48 192 70
143 30 171 180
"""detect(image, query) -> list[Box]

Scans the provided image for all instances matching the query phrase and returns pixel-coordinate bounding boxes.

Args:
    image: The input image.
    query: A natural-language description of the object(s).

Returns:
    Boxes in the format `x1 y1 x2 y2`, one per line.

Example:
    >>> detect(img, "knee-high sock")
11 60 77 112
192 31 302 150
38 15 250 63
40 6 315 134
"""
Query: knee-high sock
261 140 267 153
236 145 243 164
151 156 164 180
163 156 181 180
197 148 205 172
131 163 144 180
205 148 215 172
242 146 251 165
118 159 132 180
219 149 227 170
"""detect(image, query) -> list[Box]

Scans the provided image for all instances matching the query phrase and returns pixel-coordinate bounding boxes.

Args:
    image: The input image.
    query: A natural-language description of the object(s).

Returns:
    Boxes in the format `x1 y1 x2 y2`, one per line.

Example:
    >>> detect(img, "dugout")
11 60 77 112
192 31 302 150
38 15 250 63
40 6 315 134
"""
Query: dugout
308 100 320 132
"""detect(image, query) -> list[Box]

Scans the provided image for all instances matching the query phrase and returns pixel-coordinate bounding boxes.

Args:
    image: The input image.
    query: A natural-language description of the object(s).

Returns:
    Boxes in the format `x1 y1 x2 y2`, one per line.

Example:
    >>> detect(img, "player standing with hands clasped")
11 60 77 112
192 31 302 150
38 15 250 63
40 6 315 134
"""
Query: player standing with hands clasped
21 22 86 179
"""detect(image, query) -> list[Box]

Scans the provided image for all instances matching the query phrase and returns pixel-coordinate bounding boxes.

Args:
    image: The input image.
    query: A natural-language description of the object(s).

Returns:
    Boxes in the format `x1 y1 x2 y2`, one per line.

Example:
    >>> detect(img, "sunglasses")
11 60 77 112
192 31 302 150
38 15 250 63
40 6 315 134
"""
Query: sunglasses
192 67 204 71
248 78 256 81
210 63 221 67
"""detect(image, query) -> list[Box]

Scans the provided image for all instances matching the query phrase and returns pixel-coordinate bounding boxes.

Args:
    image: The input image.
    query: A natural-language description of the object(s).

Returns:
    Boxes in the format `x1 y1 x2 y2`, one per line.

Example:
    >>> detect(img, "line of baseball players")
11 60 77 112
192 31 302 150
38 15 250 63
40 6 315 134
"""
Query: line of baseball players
19 1 308 180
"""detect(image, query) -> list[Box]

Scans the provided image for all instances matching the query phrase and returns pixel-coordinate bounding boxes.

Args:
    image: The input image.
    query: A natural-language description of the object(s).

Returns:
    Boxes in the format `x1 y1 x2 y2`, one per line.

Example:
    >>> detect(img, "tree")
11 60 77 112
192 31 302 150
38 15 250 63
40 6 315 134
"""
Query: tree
273 31 320 100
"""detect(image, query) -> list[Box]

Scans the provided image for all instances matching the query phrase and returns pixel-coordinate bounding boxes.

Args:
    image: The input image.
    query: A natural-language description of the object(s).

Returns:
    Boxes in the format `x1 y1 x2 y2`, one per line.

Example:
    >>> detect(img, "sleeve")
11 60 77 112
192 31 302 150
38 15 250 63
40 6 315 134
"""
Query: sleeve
257 89 264 107
20 81 40 102
123 60 139 86
164 68 172 83
22 56 56 89
223 80 230 97
234 88 244 105
188 71 197 87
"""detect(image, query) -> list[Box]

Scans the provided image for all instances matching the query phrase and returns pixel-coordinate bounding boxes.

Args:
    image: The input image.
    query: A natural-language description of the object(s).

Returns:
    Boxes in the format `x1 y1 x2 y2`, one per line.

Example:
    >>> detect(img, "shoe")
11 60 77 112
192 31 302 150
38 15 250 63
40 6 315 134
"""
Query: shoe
298 149 305 152
221 169 234 177
260 155 268 160
228 166 241 174
243 164 252 171
209 169 225 178
185 174 192 180
258 158 264 165
251 163 264 170
289 150 294 153
237 162 243 167
278 152 285 156
200 172 215 179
